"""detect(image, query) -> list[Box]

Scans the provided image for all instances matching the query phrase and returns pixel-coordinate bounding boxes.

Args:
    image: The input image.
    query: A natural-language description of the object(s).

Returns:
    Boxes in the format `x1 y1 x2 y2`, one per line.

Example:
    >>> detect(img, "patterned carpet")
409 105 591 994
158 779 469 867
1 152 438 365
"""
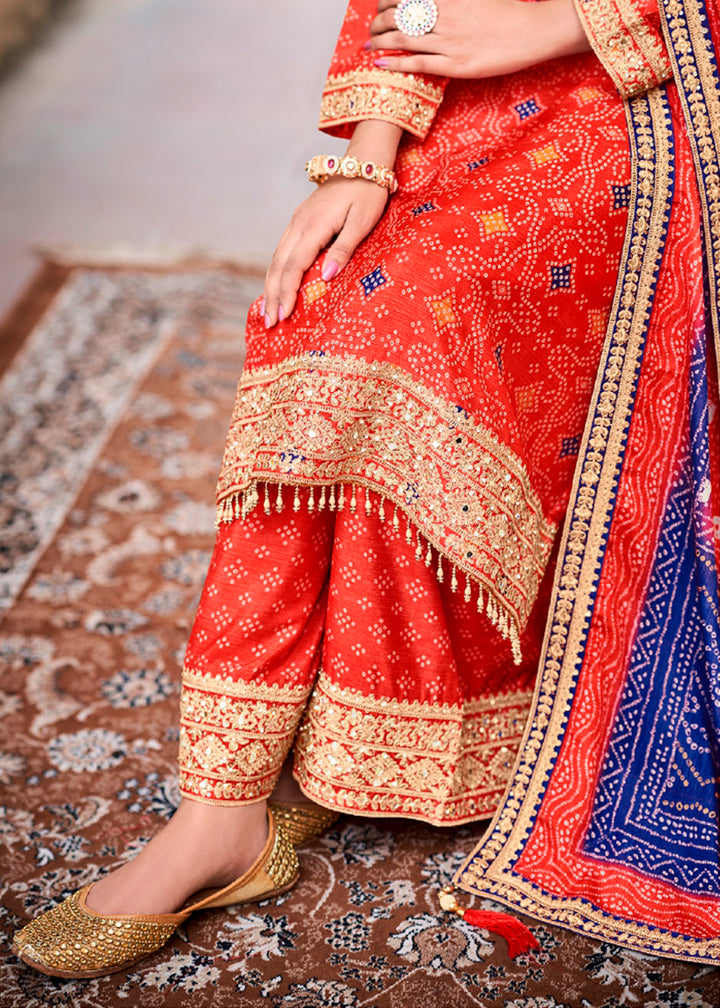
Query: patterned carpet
1 262 718 1007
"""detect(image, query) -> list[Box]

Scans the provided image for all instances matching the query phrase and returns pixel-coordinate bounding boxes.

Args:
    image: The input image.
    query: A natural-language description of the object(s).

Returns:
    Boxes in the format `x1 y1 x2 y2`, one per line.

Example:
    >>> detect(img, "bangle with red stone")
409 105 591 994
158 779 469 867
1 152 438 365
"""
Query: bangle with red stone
305 154 398 194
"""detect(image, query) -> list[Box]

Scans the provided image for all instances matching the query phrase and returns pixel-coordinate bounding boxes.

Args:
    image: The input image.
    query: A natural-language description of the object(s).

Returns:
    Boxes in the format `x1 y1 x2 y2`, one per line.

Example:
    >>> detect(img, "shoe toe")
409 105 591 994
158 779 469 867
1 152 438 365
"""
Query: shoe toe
13 887 180 978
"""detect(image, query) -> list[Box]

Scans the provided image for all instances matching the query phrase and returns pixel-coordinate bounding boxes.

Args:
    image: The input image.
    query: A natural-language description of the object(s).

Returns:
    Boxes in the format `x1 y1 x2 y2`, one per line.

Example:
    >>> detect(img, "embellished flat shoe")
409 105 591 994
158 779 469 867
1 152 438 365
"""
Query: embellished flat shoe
11 809 299 979
268 800 340 847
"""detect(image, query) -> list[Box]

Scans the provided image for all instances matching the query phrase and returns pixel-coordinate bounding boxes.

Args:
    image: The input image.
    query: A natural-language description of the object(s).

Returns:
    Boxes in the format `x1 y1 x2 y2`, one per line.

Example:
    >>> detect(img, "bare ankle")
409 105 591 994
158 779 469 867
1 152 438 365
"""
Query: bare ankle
270 759 308 804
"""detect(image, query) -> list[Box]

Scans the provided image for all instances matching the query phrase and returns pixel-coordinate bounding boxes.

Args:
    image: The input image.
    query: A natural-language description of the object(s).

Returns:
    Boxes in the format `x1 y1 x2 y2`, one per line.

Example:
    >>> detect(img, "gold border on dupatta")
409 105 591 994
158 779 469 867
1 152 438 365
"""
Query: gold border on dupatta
452 89 720 964
661 0 720 381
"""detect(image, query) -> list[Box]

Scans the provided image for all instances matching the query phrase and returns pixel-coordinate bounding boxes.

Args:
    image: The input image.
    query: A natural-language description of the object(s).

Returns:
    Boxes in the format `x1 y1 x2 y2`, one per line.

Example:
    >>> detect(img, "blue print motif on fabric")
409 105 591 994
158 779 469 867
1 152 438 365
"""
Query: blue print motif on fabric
582 334 720 893
412 201 436 216
612 184 631 209
515 99 541 120
550 264 572 289
560 435 580 457
360 267 387 296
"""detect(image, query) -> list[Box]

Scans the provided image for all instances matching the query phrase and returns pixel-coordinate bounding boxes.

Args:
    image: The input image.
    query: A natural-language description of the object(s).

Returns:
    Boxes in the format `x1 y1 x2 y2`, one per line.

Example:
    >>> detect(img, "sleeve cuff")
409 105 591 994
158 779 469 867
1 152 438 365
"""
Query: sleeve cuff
572 0 673 97
319 69 446 140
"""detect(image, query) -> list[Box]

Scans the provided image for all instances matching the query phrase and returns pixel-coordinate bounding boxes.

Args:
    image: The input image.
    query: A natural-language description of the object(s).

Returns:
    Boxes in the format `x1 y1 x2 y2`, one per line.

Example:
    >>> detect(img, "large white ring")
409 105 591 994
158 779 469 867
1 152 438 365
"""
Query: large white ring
394 0 438 37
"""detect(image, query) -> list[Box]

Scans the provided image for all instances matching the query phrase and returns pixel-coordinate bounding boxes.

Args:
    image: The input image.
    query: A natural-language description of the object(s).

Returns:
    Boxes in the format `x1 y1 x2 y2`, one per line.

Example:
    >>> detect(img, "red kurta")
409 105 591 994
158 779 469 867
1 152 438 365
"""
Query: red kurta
177 0 668 824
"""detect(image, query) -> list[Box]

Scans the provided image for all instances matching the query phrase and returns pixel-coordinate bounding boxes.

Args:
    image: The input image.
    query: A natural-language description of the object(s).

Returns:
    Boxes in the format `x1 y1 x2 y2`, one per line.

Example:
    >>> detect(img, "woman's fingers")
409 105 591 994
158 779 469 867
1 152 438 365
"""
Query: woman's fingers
369 7 444 54
276 224 338 320
369 7 401 36
323 199 384 279
262 180 388 327
371 30 439 52
264 212 337 326
263 225 299 327
374 53 449 73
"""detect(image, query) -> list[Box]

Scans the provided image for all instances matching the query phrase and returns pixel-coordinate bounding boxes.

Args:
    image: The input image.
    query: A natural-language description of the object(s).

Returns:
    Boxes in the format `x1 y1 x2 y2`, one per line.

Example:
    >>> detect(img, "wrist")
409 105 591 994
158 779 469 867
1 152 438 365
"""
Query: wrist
530 0 590 62
346 120 403 170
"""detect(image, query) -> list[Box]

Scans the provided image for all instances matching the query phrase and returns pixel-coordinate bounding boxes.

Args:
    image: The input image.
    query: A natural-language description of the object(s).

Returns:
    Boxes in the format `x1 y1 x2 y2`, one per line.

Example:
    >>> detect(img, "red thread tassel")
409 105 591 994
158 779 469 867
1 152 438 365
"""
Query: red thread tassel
461 908 540 959
438 888 540 959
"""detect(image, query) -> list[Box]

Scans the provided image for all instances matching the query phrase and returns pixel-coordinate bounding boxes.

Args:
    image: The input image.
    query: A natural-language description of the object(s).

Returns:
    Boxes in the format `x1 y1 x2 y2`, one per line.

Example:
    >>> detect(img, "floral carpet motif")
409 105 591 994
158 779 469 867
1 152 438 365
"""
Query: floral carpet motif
1 262 718 1007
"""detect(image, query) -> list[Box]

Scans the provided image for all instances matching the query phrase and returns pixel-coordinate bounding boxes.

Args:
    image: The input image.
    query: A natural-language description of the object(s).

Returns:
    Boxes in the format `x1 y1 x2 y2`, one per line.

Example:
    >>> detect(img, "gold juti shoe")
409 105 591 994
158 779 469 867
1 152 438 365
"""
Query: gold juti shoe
11 809 299 979
268 800 340 847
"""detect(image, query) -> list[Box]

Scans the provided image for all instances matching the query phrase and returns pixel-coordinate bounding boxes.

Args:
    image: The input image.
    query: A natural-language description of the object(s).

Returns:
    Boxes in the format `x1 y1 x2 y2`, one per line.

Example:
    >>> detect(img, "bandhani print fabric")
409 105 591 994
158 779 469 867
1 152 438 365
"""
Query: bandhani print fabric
216 51 635 660
454 0 720 966
180 499 546 823
182 4 636 821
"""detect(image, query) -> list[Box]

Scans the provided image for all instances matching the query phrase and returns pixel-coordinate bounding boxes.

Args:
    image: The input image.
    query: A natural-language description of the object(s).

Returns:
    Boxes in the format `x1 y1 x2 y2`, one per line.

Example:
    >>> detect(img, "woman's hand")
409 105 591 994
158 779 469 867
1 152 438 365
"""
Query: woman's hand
369 0 589 79
262 178 388 328
262 119 402 328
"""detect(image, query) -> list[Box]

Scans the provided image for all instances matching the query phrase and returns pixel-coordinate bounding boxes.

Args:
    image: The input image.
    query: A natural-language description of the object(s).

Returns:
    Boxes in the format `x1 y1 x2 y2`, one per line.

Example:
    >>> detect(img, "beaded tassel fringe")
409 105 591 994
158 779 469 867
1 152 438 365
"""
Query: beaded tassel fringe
217 481 522 663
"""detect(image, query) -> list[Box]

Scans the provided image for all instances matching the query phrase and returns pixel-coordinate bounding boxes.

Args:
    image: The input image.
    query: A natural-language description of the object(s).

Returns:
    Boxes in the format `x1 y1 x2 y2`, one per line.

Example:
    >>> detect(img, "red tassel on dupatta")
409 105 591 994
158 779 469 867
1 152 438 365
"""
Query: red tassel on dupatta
438 888 540 959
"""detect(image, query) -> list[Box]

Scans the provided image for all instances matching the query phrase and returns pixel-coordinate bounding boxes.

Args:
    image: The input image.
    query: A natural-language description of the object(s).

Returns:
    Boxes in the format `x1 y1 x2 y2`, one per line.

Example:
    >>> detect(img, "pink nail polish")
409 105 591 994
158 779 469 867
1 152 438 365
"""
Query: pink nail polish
264 312 271 329
363 39 371 51
322 261 339 282
278 305 285 322
374 58 389 69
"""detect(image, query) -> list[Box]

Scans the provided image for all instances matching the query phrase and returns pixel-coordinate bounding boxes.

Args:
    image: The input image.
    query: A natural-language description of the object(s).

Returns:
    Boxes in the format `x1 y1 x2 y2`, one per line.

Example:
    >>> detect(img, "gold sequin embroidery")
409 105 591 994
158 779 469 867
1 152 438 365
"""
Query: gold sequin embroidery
320 69 445 139
572 0 672 97
293 677 534 825
178 670 313 804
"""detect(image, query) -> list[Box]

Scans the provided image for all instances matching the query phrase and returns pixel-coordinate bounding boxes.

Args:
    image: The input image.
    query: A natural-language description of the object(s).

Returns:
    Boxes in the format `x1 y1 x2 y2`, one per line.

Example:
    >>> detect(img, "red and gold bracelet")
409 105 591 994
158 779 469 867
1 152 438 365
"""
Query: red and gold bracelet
305 154 398 193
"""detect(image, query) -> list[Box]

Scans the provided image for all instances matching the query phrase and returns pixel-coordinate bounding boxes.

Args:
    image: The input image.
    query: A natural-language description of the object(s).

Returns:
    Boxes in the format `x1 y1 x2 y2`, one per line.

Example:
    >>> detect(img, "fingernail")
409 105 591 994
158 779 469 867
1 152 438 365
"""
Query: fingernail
260 297 265 314
363 39 371 50
374 58 389 68
264 312 271 329
322 261 339 282
278 305 285 322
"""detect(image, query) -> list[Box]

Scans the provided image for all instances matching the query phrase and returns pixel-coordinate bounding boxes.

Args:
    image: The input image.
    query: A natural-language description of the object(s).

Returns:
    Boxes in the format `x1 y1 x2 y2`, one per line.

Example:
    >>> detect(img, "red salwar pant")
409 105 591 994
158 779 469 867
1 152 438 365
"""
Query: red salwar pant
178 492 551 824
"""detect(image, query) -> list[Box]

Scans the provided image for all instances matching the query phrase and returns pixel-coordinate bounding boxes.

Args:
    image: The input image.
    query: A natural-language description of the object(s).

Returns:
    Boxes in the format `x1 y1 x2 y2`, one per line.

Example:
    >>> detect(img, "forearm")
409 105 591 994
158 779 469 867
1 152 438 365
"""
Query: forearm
528 0 590 64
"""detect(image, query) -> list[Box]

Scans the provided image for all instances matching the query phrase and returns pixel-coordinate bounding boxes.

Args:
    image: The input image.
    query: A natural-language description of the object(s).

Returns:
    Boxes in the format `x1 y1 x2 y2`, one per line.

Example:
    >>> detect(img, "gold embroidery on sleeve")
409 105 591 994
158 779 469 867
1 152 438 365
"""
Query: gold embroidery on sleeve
573 0 672 97
320 69 445 138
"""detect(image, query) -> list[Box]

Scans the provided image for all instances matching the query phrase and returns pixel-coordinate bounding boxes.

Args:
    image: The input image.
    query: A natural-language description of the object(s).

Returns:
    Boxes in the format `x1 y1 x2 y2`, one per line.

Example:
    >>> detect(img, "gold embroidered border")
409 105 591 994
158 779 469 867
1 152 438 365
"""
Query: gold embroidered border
178 668 313 804
453 91 720 963
320 69 445 139
216 353 555 661
573 0 672 97
178 667 533 823
293 676 534 825
661 0 720 381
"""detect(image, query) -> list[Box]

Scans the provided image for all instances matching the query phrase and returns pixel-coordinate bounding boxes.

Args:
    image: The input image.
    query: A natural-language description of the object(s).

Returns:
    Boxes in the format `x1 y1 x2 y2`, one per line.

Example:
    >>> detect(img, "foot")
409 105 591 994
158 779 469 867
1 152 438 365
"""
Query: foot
86 798 269 916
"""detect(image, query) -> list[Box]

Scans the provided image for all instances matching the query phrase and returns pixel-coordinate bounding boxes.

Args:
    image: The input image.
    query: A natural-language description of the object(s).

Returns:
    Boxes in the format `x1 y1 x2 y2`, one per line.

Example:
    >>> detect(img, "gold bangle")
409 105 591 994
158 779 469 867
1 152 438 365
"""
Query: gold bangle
305 154 398 194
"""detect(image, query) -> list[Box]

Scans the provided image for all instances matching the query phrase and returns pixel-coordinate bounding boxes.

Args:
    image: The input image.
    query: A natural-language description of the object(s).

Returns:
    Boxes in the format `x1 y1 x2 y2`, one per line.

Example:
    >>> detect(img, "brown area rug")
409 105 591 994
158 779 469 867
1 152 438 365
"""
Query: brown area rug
1 261 718 1007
